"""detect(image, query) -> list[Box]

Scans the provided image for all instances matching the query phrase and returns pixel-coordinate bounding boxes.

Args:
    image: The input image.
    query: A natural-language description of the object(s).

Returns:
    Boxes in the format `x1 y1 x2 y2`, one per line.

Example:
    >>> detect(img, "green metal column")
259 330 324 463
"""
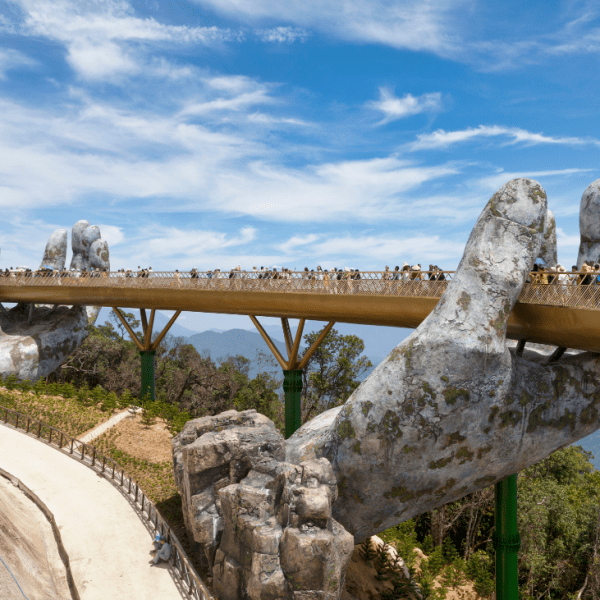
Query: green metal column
494 473 521 600
283 369 303 439
140 350 156 404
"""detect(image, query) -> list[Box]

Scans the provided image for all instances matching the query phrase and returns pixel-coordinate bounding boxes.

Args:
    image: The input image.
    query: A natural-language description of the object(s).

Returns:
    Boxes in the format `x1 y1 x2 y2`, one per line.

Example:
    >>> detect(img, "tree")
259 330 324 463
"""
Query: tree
103 391 118 414
299 327 373 421
118 389 134 411
234 371 283 430
140 401 157 428
108 310 141 341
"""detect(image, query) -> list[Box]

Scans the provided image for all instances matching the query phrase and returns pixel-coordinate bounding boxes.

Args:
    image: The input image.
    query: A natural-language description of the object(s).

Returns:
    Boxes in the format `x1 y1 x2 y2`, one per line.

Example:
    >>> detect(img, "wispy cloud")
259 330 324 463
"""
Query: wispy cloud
367 88 443 124
0 47 36 79
9 0 241 80
257 26 309 43
188 0 466 54
409 125 599 150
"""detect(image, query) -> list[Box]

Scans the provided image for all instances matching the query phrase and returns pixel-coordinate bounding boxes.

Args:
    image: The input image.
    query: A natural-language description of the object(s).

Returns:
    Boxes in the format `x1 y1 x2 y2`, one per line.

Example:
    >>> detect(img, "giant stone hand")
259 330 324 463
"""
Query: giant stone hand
286 178 600 543
0 220 109 382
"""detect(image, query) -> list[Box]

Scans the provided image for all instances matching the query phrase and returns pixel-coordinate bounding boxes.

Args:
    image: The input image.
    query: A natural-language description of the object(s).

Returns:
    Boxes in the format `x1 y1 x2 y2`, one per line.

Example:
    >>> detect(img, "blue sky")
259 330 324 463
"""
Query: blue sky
1 0 600 331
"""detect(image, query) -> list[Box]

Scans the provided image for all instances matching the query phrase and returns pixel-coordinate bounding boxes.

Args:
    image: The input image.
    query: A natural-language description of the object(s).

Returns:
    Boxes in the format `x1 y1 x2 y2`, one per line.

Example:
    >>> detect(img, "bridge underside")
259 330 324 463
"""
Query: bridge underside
2 285 600 353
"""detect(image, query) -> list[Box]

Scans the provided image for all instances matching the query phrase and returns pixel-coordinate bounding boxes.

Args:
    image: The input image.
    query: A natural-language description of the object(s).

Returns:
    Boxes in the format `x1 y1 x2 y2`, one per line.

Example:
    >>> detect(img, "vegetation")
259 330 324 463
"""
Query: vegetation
299 326 373 421
3 320 600 599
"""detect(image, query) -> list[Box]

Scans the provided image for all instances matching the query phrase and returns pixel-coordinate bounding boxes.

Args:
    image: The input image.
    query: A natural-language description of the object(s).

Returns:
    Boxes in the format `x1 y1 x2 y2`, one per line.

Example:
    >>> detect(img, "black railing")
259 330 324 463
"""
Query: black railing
0 405 213 600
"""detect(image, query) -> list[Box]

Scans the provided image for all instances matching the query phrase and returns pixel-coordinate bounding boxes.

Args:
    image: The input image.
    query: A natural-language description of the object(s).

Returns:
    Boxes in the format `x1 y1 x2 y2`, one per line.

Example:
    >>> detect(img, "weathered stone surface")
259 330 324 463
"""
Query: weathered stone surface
578 179 600 267
172 409 354 600
0 221 109 381
538 208 557 266
41 229 67 270
283 178 600 544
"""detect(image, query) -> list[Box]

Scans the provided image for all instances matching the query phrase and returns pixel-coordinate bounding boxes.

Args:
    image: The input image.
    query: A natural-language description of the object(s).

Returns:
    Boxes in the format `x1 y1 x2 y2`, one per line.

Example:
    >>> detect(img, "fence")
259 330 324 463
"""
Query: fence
0 404 213 600
3 269 600 309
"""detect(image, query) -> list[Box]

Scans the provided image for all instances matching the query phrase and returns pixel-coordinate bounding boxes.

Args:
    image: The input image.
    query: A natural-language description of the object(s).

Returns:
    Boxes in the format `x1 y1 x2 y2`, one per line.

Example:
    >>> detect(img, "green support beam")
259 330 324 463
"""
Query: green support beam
140 349 156 403
494 473 521 600
283 369 303 439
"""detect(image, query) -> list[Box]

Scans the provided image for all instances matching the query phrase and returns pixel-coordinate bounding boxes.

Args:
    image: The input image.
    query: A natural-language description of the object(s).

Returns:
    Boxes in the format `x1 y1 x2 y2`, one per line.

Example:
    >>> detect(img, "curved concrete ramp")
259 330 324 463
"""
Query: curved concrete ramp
0 423 186 600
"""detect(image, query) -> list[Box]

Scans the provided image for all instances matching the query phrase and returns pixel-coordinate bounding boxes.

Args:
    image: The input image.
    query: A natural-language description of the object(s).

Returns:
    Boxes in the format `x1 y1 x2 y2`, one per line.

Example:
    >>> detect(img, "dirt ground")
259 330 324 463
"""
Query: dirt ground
107 413 174 463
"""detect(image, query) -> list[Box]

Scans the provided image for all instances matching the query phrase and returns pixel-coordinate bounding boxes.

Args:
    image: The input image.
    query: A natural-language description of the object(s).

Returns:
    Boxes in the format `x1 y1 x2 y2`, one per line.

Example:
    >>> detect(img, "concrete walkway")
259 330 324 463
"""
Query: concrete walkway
79 407 142 443
0 423 187 600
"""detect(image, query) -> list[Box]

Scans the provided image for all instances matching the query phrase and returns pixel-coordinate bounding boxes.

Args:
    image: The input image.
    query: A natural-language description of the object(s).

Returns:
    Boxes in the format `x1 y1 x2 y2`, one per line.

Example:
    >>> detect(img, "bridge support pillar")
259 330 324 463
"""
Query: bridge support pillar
494 473 520 600
250 316 336 438
140 350 156 403
112 307 181 406
283 369 303 439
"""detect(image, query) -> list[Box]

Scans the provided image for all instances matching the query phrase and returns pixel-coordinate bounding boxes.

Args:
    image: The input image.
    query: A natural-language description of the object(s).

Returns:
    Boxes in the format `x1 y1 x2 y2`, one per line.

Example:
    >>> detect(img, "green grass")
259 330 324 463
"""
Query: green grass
0 387 107 437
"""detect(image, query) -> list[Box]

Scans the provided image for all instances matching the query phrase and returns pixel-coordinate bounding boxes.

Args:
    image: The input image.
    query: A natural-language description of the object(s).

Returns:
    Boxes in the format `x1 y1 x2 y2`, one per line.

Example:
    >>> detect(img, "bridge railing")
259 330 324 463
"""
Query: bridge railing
0 404 213 600
3 270 600 309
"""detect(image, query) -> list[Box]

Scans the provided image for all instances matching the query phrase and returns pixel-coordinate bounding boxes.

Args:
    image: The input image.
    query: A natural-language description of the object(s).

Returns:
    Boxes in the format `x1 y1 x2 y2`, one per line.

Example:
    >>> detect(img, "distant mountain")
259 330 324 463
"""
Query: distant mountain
187 329 292 380
95 307 200 339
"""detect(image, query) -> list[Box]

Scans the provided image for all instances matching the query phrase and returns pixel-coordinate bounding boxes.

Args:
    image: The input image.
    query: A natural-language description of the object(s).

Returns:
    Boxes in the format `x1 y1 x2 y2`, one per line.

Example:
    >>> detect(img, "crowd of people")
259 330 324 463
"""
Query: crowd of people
4 262 600 287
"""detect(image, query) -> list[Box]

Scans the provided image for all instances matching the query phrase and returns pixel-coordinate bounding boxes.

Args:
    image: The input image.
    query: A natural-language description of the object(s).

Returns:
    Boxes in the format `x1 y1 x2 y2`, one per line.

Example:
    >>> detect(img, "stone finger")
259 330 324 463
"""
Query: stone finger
577 179 600 268
89 239 110 271
69 220 90 270
40 229 67 271
538 208 557 266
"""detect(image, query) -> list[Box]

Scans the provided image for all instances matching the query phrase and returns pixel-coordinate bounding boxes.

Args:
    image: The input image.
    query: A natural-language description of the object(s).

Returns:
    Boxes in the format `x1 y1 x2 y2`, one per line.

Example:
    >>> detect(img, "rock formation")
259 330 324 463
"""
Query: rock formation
0 220 109 381
172 409 354 600
173 178 600 599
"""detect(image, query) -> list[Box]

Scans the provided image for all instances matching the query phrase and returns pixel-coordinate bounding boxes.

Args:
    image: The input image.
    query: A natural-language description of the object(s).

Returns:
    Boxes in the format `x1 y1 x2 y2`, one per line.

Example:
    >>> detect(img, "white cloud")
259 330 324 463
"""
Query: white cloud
97 224 124 246
0 47 36 79
10 0 241 80
283 233 466 266
367 88 443 124
188 0 467 55
247 112 310 126
556 227 580 248
257 26 309 43
409 125 598 150
477 169 595 195
278 234 321 254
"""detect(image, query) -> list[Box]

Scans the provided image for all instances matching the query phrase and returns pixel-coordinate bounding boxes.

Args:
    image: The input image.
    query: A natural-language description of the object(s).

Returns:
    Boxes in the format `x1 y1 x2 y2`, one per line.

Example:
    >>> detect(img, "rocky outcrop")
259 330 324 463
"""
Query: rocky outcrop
172 409 354 600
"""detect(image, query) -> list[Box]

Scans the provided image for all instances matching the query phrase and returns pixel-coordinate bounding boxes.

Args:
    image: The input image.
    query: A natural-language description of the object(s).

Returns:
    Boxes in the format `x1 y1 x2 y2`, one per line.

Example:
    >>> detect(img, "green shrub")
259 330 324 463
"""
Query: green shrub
4 374 18 390
33 378 46 396
466 550 494 597
91 385 106 406
380 519 418 569
103 391 118 414
118 389 134 410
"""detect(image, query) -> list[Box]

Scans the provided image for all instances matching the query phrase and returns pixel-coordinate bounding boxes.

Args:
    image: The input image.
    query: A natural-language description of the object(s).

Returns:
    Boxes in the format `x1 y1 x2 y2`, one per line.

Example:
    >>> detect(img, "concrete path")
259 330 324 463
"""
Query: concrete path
0 423 187 600
79 407 142 443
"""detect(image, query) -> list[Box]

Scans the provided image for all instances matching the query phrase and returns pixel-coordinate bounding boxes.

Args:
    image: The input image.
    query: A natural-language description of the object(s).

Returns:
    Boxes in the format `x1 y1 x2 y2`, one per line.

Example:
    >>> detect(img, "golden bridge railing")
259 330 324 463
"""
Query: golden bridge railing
2 270 600 310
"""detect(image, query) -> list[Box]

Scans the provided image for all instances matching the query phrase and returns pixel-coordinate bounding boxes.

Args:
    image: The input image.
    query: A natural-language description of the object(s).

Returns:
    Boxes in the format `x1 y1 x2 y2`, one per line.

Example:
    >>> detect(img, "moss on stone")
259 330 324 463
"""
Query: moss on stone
446 431 466 446
443 387 470 406
429 456 452 470
456 447 474 463
337 420 355 441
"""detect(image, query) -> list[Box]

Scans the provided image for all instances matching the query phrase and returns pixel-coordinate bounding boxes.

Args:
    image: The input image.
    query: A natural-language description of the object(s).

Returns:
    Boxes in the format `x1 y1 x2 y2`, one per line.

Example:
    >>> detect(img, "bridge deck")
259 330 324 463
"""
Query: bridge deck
2 271 600 352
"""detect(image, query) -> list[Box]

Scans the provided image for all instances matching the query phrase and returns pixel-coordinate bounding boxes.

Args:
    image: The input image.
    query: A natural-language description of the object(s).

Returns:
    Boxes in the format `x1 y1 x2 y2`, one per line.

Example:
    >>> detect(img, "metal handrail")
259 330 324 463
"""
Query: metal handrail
2 269 600 309
0 404 213 600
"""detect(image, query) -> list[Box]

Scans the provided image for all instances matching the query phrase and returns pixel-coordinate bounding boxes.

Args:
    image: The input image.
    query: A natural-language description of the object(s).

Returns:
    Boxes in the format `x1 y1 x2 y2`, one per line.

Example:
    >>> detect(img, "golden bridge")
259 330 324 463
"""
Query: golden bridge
2 270 600 361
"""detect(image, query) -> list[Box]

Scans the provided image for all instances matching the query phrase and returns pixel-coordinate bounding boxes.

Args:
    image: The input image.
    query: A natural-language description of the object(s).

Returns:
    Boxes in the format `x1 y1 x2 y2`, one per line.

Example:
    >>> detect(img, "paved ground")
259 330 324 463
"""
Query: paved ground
0 473 72 600
0 423 187 600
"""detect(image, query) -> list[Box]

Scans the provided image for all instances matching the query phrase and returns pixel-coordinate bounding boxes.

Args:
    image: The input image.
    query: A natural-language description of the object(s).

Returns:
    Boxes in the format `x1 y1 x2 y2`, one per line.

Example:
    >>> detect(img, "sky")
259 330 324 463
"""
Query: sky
1 0 600 331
